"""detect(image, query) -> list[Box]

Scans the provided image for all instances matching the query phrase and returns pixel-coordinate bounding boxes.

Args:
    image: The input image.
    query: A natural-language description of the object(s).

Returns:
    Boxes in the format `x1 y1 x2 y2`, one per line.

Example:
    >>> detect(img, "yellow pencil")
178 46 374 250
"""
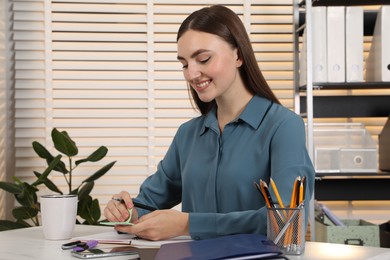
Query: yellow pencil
270 178 287 219
270 178 285 209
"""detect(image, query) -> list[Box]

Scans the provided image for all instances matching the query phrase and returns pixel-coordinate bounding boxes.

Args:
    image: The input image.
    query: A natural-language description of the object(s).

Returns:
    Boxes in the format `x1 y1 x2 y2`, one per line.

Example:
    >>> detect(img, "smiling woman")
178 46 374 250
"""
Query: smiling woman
103 4 315 242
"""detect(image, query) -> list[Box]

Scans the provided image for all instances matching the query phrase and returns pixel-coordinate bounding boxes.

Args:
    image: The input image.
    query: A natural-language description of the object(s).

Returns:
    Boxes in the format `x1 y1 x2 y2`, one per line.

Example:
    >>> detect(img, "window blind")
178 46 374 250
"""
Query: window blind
1 0 15 220
0 0 7 220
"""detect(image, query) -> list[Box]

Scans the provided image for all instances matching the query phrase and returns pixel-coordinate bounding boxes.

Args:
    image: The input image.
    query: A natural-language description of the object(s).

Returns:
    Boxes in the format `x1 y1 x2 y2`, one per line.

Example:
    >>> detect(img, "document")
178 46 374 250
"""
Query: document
365 6 390 82
345 6 364 82
327 6 345 82
312 6 328 83
72 230 192 248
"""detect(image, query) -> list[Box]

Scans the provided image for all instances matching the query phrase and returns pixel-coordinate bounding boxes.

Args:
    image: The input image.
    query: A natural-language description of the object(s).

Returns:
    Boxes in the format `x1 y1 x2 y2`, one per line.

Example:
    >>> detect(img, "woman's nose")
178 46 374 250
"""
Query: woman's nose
186 64 201 81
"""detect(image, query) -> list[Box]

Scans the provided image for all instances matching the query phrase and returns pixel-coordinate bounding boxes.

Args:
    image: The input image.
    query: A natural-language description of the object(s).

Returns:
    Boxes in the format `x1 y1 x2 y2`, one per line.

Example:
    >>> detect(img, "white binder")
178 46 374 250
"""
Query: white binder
299 29 307 86
365 6 390 82
312 7 328 83
345 6 364 82
327 6 346 82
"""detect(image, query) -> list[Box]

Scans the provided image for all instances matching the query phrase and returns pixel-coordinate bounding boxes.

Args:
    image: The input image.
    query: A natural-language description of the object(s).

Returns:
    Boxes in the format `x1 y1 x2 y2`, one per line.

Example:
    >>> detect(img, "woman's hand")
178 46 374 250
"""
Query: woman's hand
103 191 138 223
115 209 189 241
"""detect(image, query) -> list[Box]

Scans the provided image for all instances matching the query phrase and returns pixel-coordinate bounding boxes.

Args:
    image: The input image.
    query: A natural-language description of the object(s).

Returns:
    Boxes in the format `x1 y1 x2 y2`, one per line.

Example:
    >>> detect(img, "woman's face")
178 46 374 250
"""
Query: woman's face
177 30 243 103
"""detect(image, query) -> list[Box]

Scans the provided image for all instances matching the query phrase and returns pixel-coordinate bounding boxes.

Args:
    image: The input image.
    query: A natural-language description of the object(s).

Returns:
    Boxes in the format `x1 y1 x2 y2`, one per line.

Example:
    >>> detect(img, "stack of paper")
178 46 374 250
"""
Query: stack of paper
365 6 390 82
72 230 192 248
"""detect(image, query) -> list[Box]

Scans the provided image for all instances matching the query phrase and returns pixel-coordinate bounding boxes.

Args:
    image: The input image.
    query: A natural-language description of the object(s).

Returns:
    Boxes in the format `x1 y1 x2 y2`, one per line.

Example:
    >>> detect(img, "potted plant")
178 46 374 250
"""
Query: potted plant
0 128 116 230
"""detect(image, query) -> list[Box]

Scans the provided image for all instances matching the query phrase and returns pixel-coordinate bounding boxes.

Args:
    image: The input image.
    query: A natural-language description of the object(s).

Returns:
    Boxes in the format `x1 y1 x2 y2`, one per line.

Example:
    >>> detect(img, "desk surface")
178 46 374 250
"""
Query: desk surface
0 225 390 260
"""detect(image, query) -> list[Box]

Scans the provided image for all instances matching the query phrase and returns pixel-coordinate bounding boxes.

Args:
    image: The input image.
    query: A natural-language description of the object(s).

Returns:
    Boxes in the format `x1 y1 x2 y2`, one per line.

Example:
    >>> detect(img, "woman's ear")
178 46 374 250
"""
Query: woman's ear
235 49 243 67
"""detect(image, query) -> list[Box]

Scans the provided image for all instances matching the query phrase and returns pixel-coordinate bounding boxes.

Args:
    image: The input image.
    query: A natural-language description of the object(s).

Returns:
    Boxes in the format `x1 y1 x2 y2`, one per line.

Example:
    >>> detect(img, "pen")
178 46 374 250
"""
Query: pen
261 180 276 209
112 197 157 212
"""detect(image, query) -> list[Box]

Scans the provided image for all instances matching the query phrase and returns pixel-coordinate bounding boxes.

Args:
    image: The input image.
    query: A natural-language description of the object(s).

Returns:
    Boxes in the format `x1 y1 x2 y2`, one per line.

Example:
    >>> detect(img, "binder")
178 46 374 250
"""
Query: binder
312 7 328 83
327 6 346 82
154 234 283 260
345 6 364 82
299 28 307 86
379 115 390 171
365 6 390 82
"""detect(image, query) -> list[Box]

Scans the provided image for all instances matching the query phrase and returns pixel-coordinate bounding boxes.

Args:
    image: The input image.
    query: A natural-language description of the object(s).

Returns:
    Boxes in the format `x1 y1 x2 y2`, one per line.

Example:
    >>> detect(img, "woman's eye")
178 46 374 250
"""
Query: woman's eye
182 64 188 69
200 57 210 64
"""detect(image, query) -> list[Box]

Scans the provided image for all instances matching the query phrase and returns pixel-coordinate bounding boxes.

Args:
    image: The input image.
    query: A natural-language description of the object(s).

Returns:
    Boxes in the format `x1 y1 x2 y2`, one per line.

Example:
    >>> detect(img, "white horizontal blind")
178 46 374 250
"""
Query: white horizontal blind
12 0 294 217
0 0 7 220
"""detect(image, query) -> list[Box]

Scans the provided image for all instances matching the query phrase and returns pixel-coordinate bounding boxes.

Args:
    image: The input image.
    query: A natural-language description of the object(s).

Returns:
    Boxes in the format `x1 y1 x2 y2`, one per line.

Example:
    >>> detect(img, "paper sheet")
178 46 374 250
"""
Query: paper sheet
72 230 192 248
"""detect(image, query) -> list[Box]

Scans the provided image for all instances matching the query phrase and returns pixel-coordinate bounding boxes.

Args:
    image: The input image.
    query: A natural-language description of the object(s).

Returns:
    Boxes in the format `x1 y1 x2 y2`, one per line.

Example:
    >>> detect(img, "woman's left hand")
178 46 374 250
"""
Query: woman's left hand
114 209 189 241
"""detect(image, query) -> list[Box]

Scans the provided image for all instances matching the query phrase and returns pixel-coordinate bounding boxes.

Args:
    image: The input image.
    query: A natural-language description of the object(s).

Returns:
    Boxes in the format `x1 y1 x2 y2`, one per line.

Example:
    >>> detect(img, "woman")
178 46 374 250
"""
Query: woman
104 5 315 241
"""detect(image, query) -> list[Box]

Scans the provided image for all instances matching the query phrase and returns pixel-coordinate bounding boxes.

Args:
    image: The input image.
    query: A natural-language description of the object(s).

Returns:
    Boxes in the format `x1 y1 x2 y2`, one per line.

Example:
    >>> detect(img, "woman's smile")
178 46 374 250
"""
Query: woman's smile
194 80 212 91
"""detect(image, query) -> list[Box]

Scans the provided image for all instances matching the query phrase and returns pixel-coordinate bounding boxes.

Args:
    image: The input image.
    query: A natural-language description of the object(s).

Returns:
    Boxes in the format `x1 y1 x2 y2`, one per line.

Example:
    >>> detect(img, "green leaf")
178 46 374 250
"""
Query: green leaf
33 171 63 194
78 181 94 199
15 183 39 207
32 141 53 159
91 199 101 223
75 146 108 166
32 141 68 174
70 188 79 195
0 220 31 231
78 195 93 222
82 161 116 183
12 206 39 220
51 128 78 157
0 182 23 194
33 155 62 185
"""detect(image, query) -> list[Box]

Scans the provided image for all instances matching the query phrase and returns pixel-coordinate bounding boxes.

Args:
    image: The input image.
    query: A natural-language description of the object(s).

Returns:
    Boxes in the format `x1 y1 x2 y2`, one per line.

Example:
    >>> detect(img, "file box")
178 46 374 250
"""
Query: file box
315 219 380 247
378 115 390 171
310 123 378 173
380 221 390 248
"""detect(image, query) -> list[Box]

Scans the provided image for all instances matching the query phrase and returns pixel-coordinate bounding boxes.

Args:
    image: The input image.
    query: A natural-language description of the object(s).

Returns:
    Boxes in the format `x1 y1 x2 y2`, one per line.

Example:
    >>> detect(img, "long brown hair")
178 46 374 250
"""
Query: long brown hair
177 5 281 115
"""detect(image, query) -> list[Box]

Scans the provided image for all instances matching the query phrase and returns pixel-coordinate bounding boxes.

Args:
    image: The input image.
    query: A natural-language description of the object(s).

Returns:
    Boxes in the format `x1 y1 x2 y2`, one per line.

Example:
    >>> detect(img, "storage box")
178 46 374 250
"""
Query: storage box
378 115 390 171
310 123 378 173
380 221 390 248
315 219 380 247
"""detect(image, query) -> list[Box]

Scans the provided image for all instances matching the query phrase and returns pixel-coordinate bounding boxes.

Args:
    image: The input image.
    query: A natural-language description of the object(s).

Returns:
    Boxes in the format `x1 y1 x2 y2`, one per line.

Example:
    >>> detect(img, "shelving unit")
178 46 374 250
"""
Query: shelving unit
293 0 390 203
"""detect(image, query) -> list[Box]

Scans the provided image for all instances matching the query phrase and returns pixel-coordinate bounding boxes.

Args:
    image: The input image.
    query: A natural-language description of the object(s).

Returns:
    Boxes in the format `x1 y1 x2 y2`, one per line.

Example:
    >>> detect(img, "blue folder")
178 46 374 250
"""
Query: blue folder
155 233 284 260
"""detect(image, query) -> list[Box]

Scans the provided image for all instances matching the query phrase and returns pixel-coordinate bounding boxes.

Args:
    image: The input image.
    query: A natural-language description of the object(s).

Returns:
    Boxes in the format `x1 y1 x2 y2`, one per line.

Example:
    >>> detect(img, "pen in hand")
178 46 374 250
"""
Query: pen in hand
112 197 157 212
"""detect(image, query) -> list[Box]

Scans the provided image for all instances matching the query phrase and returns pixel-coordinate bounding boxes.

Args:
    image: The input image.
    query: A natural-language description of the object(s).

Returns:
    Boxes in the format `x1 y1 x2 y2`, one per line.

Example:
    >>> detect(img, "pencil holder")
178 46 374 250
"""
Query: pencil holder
266 206 305 255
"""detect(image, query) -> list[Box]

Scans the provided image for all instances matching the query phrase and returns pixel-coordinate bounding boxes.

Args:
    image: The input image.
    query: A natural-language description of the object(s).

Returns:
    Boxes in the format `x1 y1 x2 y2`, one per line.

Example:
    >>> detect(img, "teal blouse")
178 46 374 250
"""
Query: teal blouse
134 95 315 240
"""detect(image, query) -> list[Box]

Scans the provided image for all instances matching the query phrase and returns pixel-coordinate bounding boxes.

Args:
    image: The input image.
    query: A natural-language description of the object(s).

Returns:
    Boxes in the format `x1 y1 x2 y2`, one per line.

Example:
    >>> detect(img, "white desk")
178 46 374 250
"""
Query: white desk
0 225 390 260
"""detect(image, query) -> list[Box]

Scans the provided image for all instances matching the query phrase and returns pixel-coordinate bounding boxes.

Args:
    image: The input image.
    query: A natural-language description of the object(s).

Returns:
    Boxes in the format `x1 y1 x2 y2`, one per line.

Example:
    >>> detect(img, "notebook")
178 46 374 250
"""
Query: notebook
154 233 284 260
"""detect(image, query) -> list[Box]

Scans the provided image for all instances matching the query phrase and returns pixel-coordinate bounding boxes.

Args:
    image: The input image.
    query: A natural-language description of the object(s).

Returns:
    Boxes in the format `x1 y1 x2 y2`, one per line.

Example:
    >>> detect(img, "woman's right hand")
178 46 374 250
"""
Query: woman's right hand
103 191 138 223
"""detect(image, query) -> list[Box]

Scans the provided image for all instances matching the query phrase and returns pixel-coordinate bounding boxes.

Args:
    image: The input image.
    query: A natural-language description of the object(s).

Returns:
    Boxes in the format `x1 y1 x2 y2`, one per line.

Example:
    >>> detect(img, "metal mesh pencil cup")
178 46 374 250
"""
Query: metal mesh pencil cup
267 206 305 255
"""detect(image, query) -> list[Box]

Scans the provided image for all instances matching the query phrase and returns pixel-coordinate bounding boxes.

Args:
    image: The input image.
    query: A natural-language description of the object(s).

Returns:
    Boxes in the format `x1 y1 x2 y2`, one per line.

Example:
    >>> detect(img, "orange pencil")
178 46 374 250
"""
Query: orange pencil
285 176 300 247
299 180 304 203
260 180 271 208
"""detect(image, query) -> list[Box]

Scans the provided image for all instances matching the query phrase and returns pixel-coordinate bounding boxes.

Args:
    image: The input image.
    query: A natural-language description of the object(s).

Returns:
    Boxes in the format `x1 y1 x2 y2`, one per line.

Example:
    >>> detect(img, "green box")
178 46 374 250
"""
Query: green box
315 219 380 247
